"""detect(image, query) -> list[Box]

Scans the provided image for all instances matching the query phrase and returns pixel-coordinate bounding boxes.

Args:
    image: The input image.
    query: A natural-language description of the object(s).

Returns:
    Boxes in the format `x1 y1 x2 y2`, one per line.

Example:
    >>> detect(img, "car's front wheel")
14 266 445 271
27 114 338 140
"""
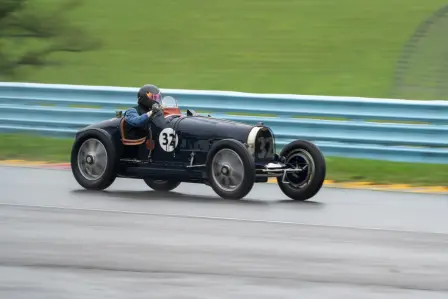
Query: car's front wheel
206 139 256 200
71 132 118 190
277 140 326 201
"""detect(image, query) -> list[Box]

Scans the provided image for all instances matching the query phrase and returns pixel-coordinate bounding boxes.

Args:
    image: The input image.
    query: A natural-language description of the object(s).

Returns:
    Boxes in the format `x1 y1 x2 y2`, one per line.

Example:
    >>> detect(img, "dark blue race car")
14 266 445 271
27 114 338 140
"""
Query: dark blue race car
70 96 326 200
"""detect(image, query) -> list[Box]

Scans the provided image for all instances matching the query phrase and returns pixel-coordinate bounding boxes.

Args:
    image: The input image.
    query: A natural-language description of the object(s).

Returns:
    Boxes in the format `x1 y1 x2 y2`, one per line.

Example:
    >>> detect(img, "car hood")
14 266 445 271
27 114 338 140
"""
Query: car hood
173 115 256 142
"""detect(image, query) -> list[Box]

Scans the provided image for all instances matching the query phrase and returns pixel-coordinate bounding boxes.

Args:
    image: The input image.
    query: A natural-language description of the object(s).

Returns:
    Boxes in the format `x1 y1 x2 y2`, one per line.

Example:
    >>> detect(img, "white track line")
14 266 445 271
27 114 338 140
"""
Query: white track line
0 202 447 236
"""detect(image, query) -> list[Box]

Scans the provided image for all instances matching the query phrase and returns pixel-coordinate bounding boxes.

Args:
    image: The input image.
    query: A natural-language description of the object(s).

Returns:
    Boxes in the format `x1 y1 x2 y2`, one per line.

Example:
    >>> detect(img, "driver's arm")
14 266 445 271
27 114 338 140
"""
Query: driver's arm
124 108 152 128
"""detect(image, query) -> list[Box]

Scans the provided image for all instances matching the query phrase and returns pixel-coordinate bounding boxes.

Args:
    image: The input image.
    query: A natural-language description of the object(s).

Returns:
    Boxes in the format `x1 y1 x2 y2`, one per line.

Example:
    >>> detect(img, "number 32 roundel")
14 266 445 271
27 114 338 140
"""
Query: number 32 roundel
158 128 179 152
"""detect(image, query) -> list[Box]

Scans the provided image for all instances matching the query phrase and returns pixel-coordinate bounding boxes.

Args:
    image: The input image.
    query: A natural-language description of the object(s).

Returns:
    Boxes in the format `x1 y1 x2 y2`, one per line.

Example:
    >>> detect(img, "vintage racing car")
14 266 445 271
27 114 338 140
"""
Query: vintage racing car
70 95 326 200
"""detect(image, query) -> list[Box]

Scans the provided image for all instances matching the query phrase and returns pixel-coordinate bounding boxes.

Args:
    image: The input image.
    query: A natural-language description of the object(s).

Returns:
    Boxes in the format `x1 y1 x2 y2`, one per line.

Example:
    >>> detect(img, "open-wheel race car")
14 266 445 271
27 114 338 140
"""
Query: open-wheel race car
70 95 326 201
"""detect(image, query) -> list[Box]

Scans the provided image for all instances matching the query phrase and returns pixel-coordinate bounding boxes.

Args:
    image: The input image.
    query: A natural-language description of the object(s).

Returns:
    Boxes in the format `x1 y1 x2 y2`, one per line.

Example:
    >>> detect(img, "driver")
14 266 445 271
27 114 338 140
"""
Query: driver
124 84 162 128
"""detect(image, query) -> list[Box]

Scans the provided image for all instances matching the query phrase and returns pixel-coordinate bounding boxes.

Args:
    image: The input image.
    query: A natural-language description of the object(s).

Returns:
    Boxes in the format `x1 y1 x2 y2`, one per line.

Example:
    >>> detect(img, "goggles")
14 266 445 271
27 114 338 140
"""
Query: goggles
146 92 162 103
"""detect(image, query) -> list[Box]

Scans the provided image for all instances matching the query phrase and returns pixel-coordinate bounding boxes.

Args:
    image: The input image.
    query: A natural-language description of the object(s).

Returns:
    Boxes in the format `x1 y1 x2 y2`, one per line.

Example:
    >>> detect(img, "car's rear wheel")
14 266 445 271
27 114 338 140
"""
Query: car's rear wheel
71 132 117 190
206 139 256 200
143 179 181 191
277 140 326 201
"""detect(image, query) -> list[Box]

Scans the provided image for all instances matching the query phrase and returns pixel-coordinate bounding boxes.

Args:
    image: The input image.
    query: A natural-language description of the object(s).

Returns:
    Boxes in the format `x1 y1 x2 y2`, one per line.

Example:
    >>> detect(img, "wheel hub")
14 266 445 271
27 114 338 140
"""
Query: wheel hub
221 165 231 175
86 154 95 165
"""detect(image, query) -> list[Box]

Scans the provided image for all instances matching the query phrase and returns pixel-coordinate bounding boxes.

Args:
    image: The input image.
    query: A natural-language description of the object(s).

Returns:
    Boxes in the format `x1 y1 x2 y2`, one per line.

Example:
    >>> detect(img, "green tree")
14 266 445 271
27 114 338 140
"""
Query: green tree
0 0 100 78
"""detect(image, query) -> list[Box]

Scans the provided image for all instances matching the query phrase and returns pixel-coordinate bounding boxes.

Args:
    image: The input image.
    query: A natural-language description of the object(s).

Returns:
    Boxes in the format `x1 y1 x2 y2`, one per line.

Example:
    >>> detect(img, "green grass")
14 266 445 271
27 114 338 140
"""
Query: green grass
325 157 447 186
9 0 448 99
1 134 446 187
0 134 73 163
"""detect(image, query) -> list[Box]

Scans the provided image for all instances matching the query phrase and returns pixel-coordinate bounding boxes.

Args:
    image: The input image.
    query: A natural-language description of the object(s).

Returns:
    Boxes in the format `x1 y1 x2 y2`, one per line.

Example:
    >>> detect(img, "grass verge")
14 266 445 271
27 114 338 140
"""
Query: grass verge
0 134 73 163
0 134 446 187
11 0 447 99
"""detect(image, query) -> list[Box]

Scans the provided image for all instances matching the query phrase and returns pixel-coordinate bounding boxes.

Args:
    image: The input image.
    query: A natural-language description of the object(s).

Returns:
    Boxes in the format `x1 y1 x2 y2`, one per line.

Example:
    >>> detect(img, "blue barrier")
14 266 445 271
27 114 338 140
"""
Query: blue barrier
0 82 447 164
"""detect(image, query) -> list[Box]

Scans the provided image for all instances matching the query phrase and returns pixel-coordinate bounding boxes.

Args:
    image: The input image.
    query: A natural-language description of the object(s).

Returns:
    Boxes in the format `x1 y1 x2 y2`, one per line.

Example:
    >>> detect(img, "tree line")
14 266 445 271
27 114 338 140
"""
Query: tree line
0 0 100 78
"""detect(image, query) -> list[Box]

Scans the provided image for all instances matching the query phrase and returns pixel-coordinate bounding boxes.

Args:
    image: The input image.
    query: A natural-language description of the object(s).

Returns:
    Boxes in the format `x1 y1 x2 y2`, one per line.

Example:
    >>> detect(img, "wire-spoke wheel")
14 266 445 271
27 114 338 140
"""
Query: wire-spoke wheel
277 140 326 201
207 139 255 200
283 149 315 189
71 132 117 190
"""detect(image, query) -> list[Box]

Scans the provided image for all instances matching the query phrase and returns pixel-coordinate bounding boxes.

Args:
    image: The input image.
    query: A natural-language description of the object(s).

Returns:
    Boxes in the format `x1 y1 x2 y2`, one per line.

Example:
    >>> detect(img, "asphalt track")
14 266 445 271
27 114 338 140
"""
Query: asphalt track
0 166 447 298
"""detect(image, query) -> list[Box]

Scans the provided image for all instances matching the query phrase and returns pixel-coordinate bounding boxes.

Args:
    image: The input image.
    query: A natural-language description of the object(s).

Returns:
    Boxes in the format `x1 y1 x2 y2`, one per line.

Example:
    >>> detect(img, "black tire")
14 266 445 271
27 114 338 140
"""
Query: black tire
277 140 326 201
143 179 181 191
206 139 256 200
71 131 118 190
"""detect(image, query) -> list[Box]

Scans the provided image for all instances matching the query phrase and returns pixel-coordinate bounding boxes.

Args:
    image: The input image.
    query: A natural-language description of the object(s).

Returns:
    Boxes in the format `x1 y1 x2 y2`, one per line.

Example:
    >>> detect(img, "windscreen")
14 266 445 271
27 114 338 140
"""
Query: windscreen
160 96 178 108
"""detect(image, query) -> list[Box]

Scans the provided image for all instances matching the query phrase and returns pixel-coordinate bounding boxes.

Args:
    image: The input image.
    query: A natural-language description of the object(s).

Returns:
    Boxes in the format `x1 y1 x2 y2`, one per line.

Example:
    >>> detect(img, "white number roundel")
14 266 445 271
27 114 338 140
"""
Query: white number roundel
159 128 179 152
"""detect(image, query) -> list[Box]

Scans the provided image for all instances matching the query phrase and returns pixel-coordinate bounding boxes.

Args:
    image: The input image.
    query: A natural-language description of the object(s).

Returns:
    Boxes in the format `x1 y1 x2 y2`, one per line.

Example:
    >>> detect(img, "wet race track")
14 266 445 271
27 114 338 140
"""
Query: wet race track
0 165 447 299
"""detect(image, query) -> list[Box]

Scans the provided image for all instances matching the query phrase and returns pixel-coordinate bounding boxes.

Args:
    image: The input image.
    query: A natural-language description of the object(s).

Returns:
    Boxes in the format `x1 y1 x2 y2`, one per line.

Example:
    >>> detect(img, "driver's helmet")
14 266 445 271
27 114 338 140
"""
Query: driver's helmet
137 84 162 110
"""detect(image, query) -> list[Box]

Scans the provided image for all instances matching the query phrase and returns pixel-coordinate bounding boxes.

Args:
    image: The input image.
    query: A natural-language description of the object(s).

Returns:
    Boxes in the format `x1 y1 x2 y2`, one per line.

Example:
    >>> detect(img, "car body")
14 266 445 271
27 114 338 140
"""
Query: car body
70 96 326 200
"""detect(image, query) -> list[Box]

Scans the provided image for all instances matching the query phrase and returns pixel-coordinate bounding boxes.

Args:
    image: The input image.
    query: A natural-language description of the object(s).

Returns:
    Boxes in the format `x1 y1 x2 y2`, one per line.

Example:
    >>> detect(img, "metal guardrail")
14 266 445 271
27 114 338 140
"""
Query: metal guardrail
0 82 447 164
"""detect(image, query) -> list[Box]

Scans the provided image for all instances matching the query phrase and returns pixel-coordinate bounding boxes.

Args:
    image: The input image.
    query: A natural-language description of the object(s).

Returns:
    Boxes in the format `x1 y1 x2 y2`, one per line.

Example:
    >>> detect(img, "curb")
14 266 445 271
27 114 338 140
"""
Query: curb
1 160 447 195
267 178 447 194
0 160 71 170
